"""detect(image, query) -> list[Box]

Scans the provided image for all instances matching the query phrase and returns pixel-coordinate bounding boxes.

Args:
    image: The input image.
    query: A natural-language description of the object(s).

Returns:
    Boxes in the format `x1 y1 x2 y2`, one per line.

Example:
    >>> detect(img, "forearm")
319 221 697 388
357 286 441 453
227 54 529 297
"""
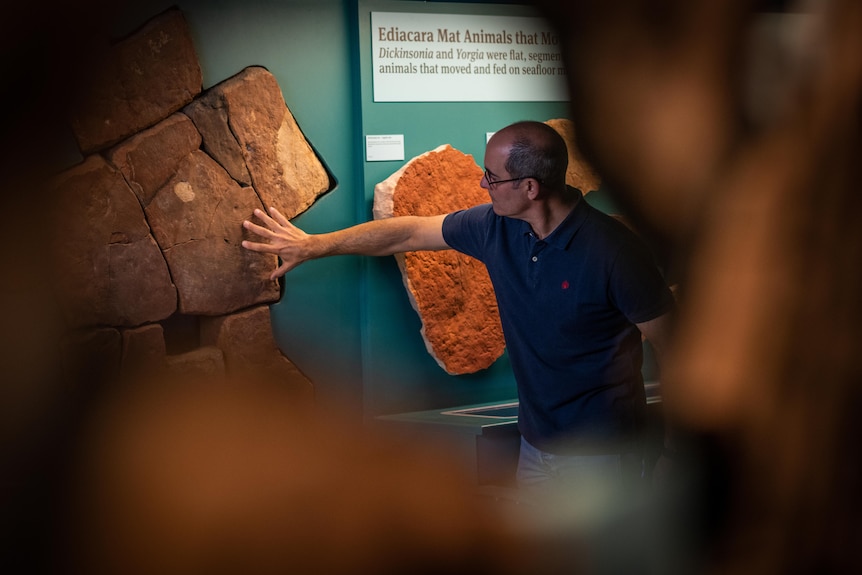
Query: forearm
306 216 435 259
242 208 448 279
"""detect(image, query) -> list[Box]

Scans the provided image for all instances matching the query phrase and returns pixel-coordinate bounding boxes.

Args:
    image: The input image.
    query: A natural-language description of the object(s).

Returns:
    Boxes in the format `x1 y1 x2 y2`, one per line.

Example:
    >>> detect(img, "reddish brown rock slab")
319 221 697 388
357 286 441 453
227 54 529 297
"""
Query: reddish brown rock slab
69 8 202 154
373 144 505 375
184 66 330 218
51 155 150 246
108 237 180 326
201 306 314 402
165 346 226 378
49 155 177 328
121 324 167 378
545 118 602 194
183 93 251 187
145 150 279 315
106 113 202 207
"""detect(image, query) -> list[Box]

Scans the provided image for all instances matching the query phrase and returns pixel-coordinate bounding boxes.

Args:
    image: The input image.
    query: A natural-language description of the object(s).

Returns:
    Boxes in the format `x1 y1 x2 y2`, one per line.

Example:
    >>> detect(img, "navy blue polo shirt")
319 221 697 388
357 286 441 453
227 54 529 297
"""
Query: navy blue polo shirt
442 192 674 454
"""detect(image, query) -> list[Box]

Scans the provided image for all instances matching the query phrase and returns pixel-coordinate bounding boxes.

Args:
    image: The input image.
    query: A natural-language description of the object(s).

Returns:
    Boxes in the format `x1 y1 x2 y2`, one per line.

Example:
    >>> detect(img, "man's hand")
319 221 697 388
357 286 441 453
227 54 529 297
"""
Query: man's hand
242 207 309 280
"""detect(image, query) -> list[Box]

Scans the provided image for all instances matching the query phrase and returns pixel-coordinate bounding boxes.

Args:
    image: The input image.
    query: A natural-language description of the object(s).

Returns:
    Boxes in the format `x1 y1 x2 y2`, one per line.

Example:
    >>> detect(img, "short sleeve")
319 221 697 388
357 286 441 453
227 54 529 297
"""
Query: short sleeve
442 204 495 262
608 239 675 324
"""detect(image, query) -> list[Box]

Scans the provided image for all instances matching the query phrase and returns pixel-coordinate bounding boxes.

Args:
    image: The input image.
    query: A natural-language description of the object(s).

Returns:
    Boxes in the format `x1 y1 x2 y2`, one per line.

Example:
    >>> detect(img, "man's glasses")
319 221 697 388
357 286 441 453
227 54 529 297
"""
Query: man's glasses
483 169 540 188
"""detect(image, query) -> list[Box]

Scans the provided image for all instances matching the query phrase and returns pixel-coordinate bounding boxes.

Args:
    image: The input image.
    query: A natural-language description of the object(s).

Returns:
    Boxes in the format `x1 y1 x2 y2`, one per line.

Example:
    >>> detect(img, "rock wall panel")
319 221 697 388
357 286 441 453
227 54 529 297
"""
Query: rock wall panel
70 8 202 153
51 8 327 395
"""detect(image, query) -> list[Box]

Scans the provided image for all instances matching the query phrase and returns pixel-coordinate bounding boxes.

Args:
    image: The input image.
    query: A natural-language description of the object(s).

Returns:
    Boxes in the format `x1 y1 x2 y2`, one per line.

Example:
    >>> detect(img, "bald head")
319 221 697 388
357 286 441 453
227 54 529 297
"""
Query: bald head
492 121 569 191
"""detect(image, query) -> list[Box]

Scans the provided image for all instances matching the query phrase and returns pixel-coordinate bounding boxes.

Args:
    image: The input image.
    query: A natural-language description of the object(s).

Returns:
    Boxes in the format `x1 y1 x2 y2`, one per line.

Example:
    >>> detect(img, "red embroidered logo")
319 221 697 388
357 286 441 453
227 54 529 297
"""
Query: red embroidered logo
561 280 570 290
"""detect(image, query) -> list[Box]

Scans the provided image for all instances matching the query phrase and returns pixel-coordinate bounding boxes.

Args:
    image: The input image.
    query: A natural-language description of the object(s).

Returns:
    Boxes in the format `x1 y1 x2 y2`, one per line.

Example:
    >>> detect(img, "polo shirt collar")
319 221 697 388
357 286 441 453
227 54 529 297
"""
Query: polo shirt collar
523 186 588 250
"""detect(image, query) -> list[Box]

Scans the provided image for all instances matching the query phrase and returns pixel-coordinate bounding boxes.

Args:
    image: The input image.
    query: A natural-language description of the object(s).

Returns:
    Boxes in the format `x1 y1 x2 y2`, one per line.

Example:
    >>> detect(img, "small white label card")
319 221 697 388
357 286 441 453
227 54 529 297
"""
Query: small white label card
365 134 405 162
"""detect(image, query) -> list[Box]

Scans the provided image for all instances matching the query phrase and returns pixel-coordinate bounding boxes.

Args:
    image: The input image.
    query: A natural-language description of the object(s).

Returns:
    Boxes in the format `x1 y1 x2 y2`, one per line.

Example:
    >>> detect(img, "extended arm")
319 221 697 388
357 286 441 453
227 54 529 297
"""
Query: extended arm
242 207 450 279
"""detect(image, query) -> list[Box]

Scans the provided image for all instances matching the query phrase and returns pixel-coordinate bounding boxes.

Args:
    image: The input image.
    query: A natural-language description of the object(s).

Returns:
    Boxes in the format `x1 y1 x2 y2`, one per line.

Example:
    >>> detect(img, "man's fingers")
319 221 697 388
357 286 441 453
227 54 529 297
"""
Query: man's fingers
272 261 295 279
241 208 303 278
251 207 279 229
241 240 278 254
270 207 291 228
242 219 275 238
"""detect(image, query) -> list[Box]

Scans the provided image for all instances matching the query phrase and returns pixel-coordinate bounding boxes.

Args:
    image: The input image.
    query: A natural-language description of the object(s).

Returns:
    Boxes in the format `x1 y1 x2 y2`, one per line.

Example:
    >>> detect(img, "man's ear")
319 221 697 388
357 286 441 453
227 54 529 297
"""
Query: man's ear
525 178 541 200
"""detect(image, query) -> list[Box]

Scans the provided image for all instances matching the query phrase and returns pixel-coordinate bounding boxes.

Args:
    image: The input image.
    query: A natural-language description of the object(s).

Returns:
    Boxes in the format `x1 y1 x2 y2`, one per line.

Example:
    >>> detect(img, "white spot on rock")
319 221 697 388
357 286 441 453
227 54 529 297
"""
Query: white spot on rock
174 181 195 202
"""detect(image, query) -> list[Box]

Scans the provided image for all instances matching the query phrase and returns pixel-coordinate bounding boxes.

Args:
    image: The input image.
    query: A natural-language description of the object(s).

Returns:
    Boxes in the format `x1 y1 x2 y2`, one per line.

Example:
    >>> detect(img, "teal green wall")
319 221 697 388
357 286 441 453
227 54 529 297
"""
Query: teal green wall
355 1 570 417
116 0 582 421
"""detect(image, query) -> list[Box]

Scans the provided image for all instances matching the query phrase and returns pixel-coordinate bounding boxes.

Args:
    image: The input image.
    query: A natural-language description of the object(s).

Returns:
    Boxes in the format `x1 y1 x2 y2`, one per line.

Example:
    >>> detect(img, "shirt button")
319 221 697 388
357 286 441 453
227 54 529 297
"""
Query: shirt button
531 256 538 262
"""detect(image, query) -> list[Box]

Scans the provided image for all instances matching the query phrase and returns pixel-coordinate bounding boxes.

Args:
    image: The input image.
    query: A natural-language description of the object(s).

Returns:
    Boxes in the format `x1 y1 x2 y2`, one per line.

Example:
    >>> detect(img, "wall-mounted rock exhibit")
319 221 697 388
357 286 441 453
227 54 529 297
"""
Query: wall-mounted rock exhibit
51 8 330 395
373 145 506 375
372 127 600 375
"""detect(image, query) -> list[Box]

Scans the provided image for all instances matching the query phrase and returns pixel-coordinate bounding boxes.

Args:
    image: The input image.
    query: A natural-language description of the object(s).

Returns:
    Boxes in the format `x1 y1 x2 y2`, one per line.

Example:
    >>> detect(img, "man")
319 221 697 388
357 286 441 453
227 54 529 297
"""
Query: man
242 121 675 494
